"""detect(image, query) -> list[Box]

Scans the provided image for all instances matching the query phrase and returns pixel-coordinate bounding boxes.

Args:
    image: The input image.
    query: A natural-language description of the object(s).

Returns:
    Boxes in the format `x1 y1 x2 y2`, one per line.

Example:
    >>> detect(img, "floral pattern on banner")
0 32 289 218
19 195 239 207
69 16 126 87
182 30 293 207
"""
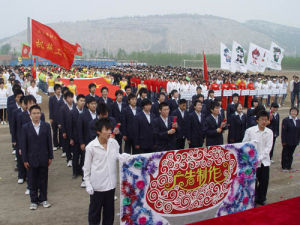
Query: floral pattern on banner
119 143 258 225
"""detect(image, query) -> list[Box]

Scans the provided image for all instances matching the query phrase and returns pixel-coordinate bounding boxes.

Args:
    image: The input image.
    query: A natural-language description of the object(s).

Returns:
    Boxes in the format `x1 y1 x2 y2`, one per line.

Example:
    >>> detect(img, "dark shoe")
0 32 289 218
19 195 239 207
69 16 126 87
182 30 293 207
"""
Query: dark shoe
72 174 78 179
255 201 266 206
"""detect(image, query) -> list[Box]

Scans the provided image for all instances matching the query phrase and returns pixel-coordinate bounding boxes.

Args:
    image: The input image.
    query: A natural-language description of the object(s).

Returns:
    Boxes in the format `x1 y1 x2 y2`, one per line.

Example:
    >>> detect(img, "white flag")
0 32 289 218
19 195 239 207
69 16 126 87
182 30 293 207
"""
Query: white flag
220 43 231 70
246 43 269 73
231 41 247 73
267 42 284 70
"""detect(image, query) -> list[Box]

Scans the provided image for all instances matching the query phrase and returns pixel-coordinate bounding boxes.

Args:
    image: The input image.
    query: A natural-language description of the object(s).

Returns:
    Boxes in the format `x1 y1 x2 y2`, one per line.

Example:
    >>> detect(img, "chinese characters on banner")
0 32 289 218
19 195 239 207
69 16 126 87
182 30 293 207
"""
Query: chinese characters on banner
119 143 258 225
31 19 77 69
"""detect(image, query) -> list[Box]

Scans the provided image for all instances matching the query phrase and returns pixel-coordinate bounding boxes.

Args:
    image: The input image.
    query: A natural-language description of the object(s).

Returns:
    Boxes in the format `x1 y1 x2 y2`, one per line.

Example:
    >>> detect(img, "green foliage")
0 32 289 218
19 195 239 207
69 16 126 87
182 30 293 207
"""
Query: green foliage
0 44 11 54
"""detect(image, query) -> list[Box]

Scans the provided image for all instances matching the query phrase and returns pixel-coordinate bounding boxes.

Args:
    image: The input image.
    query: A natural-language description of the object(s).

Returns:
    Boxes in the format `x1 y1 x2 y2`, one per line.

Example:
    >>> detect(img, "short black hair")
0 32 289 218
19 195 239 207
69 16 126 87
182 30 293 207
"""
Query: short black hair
62 87 69 94
208 90 214 95
54 84 62 91
234 102 243 111
271 102 279 108
289 107 299 115
95 118 113 133
64 91 74 99
256 110 269 120
115 90 123 97
86 96 97 104
12 84 21 93
141 98 152 108
19 95 25 104
24 95 37 105
159 102 169 110
70 78 74 82
29 104 41 113
157 92 166 99
96 102 109 116
170 90 178 96
101 86 108 93
178 99 187 105
139 88 148 95
127 93 137 102
196 86 202 90
88 83 96 90
193 100 202 107
13 89 24 98
232 93 239 98
76 94 85 101
209 101 220 112
124 85 131 91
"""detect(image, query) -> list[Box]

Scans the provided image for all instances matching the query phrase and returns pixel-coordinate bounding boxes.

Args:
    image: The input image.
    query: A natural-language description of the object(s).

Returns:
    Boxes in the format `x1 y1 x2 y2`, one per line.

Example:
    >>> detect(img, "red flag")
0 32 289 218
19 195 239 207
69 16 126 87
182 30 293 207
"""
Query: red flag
32 58 36 80
31 19 76 70
21 44 30 58
75 43 82 56
203 51 209 85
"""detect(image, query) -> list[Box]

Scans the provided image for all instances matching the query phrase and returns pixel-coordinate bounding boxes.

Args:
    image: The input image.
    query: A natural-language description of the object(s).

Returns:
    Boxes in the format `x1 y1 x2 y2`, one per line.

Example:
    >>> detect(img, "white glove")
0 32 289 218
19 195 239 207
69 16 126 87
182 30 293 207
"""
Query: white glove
86 186 94 195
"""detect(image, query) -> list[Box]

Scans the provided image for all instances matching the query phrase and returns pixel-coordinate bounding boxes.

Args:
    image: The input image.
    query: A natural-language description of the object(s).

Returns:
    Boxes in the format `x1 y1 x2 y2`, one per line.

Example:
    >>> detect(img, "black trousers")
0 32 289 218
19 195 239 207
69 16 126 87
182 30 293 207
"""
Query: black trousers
88 189 115 225
115 134 123 154
63 137 72 161
16 149 26 179
255 164 269 204
51 121 60 148
189 139 204 148
28 166 48 204
124 137 135 154
176 138 186 149
281 145 297 170
72 143 85 176
0 108 7 121
269 136 277 159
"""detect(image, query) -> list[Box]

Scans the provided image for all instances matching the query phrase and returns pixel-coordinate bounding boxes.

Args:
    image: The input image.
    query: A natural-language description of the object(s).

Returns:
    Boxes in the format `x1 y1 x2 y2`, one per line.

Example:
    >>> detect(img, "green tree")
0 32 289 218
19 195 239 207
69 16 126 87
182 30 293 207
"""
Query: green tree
0 43 11 54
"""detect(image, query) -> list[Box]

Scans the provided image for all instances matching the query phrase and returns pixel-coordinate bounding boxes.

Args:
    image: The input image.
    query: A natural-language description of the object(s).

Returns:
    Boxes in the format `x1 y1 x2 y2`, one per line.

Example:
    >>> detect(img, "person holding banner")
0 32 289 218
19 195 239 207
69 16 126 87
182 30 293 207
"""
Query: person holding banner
243 110 273 206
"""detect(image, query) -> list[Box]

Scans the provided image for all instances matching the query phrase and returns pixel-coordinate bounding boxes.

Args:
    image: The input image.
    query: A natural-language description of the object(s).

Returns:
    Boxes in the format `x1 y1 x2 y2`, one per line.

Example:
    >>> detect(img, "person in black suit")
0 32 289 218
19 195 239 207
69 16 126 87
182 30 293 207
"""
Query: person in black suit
134 98 155 154
167 89 179 113
189 94 204 113
267 103 280 160
21 105 53 210
192 87 202 103
187 100 206 148
215 97 225 122
59 91 76 167
228 103 247 143
111 90 126 152
122 85 132 107
48 84 62 150
204 101 227 146
151 92 166 118
246 98 259 128
246 104 266 128
171 99 189 149
204 90 215 105
226 93 239 120
153 102 178 151
281 107 300 171
85 83 99 102
70 94 85 179
98 86 113 115
137 88 148 108
121 93 141 154
77 96 97 187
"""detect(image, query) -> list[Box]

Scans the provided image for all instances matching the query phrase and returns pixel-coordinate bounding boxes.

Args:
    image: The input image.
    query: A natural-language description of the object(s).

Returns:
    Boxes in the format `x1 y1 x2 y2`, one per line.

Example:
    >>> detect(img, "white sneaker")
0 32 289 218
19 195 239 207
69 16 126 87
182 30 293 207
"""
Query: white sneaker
41 201 51 208
114 196 118 201
25 189 30 195
271 160 275 163
67 160 72 167
30 203 38 210
61 153 66 158
14 157 17 161
80 181 86 188
53 147 58 151
12 150 16 155
17 178 24 184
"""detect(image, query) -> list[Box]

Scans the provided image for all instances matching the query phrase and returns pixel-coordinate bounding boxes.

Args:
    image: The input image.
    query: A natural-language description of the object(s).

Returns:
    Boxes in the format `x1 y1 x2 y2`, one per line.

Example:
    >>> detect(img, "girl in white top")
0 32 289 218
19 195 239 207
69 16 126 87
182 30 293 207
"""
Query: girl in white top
277 79 284 107
0 81 8 124
27 80 39 96
261 80 268 107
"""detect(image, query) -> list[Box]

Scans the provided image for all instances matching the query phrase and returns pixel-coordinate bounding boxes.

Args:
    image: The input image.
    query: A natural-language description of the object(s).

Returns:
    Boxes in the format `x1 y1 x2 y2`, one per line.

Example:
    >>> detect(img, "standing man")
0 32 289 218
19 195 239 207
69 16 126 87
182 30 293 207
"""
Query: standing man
21 105 53 210
267 103 280 161
243 110 273 206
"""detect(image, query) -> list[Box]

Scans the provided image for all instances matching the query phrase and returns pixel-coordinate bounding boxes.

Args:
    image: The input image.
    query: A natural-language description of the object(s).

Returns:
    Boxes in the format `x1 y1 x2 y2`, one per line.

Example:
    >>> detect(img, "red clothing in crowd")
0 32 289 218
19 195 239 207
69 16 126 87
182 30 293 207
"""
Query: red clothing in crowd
238 81 246 107
247 82 255 108
228 82 237 103
221 83 229 109
210 82 220 90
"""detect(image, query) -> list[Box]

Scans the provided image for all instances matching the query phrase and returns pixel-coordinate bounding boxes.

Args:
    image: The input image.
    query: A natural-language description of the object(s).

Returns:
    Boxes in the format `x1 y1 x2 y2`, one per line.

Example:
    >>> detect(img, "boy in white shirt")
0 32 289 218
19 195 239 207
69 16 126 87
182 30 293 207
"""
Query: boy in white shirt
83 118 122 225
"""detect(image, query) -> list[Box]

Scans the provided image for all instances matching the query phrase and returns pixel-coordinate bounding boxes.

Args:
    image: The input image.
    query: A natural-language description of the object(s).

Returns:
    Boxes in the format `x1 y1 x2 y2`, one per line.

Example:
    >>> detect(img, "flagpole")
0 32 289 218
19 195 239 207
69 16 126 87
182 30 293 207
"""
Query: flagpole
27 17 33 65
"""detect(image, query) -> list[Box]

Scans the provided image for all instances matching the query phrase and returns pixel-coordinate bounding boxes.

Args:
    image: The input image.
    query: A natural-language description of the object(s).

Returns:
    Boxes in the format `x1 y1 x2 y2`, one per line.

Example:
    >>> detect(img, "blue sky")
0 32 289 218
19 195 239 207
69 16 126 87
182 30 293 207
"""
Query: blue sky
1 0 299 39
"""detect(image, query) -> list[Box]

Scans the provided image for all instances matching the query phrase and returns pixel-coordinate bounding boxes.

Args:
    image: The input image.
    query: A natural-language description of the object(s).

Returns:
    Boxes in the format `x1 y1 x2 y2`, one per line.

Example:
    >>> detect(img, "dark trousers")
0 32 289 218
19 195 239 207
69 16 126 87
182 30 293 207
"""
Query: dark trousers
269 136 277 159
72 143 84 176
255 164 269 204
189 139 204 148
88 189 115 225
281 145 297 170
63 137 72 161
115 134 123 154
176 138 185 149
0 108 7 121
51 121 60 147
16 149 26 179
28 166 48 204
124 137 135 154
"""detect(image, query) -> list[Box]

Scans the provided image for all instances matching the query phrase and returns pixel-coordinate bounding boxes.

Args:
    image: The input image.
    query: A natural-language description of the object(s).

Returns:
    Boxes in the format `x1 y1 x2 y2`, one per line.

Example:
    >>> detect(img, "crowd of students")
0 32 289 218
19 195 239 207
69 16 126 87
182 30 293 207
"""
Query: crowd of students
1 64 300 225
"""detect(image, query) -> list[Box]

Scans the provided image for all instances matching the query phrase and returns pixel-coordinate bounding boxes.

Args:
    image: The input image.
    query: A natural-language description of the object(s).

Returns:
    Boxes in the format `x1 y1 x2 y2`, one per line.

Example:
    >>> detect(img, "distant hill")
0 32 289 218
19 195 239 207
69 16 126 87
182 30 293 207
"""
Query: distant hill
1 14 299 56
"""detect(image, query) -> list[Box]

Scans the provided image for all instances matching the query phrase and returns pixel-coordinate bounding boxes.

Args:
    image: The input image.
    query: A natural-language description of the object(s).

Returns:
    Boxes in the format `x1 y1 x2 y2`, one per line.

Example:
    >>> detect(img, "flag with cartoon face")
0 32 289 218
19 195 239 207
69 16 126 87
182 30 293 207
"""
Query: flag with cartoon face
230 41 247 73
220 43 231 71
246 43 269 73
267 42 284 70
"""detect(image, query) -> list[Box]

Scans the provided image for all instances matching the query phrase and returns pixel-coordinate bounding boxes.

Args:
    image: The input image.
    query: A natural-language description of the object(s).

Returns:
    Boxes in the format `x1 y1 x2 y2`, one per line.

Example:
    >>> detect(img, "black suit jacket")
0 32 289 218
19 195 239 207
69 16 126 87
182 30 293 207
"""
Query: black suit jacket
187 111 206 145
48 95 63 121
77 110 94 145
98 97 113 116
228 113 247 143
267 112 280 137
281 117 300 146
60 104 76 138
226 103 236 121
111 101 126 124
204 114 226 146
167 98 179 113
134 112 155 149
121 106 141 139
21 121 53 168
150 101 160 118
171 108 189 139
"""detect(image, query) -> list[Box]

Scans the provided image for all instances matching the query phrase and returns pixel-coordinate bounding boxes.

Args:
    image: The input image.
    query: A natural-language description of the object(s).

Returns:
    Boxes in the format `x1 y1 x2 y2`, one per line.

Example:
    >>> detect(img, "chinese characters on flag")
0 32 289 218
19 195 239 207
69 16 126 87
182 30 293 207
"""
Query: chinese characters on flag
21 44 30 58
31 19 76 70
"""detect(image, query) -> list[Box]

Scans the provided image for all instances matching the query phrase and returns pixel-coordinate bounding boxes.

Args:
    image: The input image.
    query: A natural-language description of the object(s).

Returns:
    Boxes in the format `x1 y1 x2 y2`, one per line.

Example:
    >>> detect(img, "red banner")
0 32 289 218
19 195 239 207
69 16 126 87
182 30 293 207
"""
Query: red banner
60 77 120 99
31 19 76 70
21 44 30 58
203 51 209 85
75 43 82 56
32 58 36 80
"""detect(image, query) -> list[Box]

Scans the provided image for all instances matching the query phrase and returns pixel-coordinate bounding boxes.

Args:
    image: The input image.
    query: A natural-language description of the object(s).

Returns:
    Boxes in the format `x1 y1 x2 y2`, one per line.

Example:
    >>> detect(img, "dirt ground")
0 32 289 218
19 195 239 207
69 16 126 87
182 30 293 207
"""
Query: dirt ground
0 71 300 225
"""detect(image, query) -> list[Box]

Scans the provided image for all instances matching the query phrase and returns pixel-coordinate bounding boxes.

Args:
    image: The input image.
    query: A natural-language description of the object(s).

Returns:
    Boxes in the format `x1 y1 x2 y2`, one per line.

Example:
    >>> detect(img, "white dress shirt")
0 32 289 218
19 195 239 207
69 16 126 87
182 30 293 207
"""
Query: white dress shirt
243 125 273 167
179 109 185 119
130 105 137 116
32 121 41 135
89 110 97 120
160 116 168 128
83 137 120 192
143 111 151 123
289 115 298 126
117 101 122 112
195 111 201 123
